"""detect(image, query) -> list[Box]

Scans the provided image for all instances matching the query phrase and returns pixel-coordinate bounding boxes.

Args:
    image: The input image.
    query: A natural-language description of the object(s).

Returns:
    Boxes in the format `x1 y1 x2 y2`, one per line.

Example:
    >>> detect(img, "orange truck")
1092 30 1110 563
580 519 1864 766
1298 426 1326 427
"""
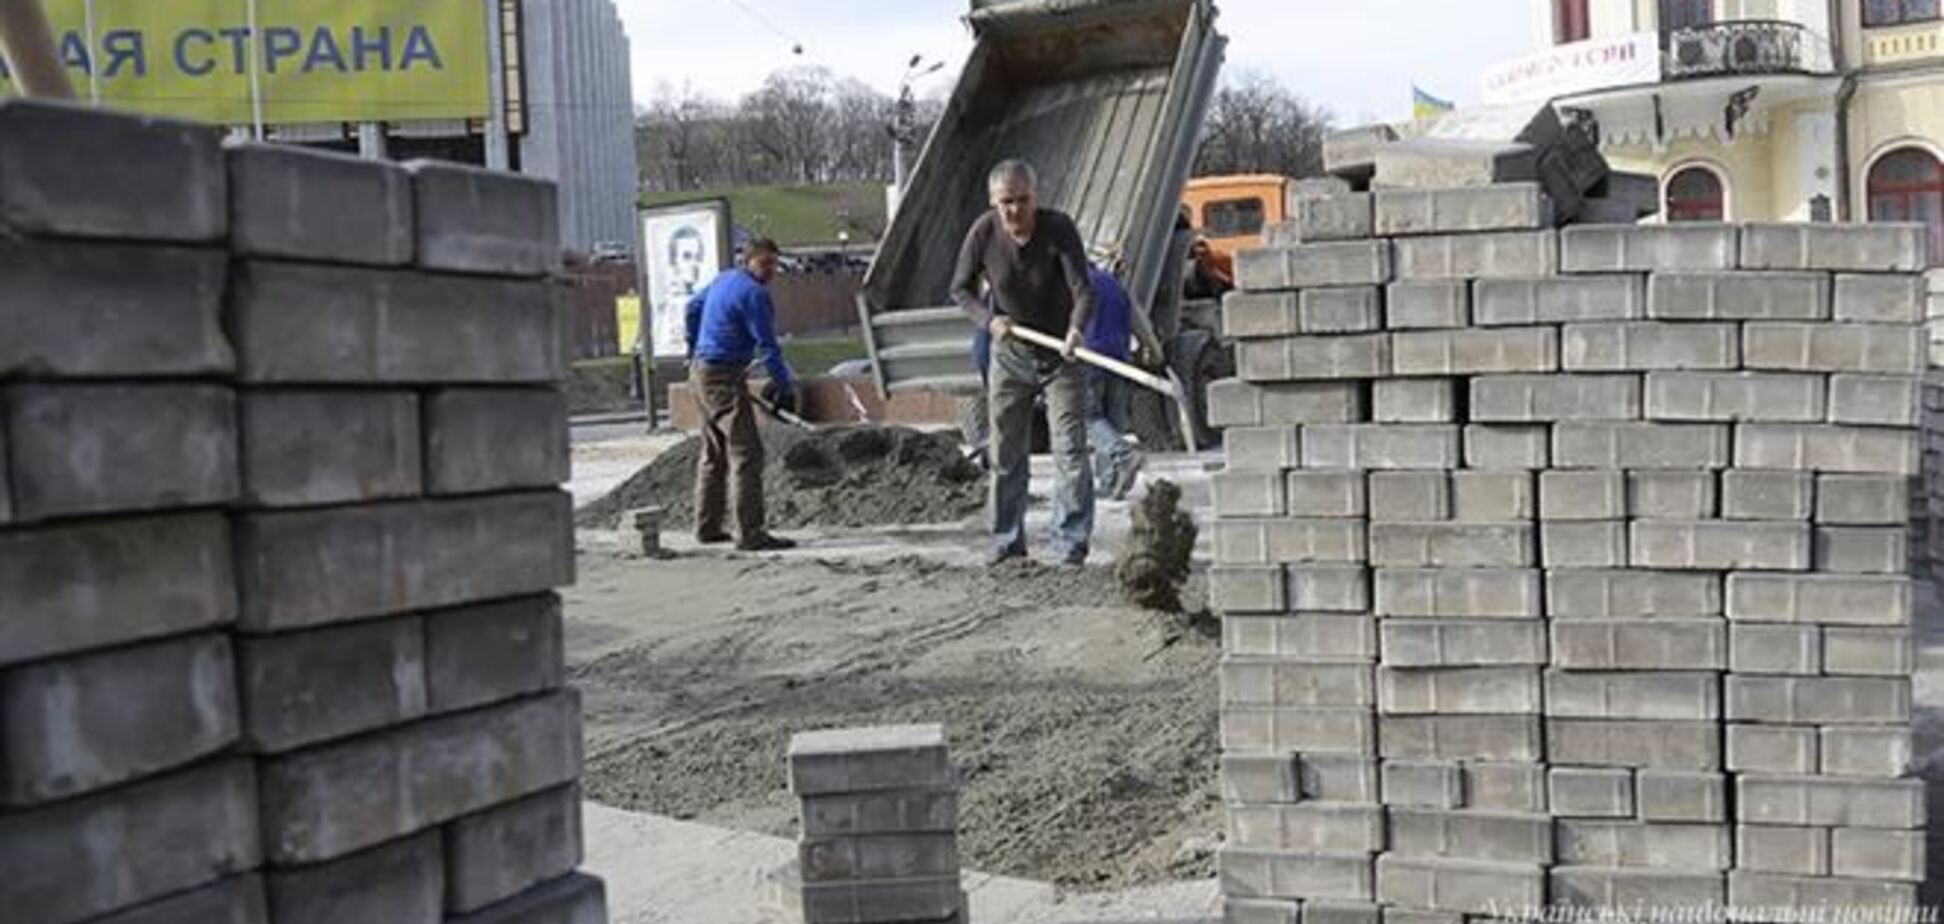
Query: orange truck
1181 173 1296 271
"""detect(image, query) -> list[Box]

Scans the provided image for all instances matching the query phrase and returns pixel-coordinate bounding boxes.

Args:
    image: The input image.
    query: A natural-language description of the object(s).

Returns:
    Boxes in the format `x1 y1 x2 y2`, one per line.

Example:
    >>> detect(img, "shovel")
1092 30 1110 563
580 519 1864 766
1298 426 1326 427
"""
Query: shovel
1005 325 1201 453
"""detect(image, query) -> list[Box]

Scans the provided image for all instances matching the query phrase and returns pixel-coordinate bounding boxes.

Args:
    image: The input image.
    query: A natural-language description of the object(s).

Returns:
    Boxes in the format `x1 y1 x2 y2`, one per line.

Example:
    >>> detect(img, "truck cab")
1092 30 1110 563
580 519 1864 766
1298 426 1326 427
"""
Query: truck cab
1181 173 1291 272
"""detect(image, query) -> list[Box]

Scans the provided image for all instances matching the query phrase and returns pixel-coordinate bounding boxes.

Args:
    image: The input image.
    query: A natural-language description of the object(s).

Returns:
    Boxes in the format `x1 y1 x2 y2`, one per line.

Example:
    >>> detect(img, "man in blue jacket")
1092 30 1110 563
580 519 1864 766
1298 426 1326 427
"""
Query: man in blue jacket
1082 264 1145 500
684 238 798 552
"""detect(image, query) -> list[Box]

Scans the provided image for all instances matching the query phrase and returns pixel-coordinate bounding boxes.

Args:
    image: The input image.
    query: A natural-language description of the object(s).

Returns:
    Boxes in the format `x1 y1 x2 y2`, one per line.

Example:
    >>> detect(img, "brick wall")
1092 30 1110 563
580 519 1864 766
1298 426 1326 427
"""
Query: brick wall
0 100 601 924
1211 183 1933 922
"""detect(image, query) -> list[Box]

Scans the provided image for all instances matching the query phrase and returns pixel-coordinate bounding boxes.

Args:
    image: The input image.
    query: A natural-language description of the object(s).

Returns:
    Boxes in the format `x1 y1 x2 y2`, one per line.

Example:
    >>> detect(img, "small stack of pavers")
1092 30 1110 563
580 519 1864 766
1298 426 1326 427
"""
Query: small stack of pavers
1211 102 1934 924
777 725 965 924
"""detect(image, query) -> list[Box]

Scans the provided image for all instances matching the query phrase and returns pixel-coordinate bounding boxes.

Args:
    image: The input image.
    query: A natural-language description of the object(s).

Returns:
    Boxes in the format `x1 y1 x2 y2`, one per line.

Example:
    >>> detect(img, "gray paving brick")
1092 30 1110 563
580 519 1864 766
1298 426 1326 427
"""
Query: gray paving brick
1822 627 1914 677
237 617 425 755
0 760 260 924
1553 422 1730 470
1726 573 1913 626
1834 273 1928 324
1225 291 1304 339
799 831 959 884
1222 756 1299 804
1626 471 1717 520
1263 382 1369 425
1464 425 1551 470
1730 623 1822 674
1374 184 1551 237
1286 471 1369 518
1471 374 1641 422
1240 333 1391 381
1467 762 1548 813
1378 666 1542 715
1562 322 1740 371
265 830 442 924
0 98 226 242
1387 281 1470 330
1223 707 1377 755
1296 754 1384 803
1369 522 1537 568
1450 472 1536 522
1228 804 1386 853
1550 867 1724 912
1549 620 1725 671
1303 426 1463 470
1743 322 1919 377
1541 521 1628 568
408 160 559 276
1547 766 1640 817
1545 568 1721 618
1303 287 1385 333
87 875 266 924
6 383 237 523
1382 761 1466 809
1629 520 1810 570
1287 565 1373 612
0 239 232 378
1392 231 1559 281
1555 820 1731 870
1737 824 1830 875
1374 568 1543 618
1225 898 1300 924
423 389 571 495
1546 719 1722 770
1740 223 1928 272
1213 566 1287 614
1373 138 1537 190
1727 870 1918 914
1295 193 1376 243
1374 855 1544 915
1828 374 1921 427
1721 470 1815 520
1728 676 1910 724
1215 519 1366 566
1218 847 1375 901
1237 240 1394 291
1643 372 1826 423
1226 427 1304 471
799 788 958 838
229 142 413 265
1820 726 1913 778
1830 828 1924 882
1374 379 1459 423
1386 808 1552 863
1368 472 1451 523
798 874 962 924
1727 724 1818 774
239 390 421 508
2 633 238 807
1634 770 1726 823
424 595 565 714
1391 327 1557 376
1381 907 1460 924
1216 471 1288 517
1814 526 1909 574
1225 615 1378 662
1223 659 1375 708
1560 224 1737 272
1305 900 1383 924
1544 670 1721 721
1736 774 1924 828
1539 471 1624 521
447 873 607 924
1816 474 1913 524
1474 275 1642 326
1646 271 1830 320
1209 378 1265 428
1735 423 1920 475
1379 715 1542 762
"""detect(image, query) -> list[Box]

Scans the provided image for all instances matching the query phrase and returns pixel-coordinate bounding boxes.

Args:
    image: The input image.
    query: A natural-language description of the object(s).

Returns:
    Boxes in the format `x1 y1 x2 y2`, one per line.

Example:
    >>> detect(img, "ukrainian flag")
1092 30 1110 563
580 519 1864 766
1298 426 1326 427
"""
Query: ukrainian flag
1412 85 1455 120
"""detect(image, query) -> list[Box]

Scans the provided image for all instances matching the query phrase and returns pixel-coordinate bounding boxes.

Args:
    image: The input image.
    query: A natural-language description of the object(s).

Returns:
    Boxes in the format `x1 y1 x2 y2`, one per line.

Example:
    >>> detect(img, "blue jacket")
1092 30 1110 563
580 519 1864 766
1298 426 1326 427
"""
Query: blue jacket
1083 266 1132 362
685 268 794 387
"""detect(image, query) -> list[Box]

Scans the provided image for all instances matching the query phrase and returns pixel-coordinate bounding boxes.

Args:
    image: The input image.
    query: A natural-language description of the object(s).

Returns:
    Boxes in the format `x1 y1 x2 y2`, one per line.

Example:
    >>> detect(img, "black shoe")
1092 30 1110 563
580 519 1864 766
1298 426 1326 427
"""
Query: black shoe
985 545 1027 567
696 530 734 545
736 532 798 552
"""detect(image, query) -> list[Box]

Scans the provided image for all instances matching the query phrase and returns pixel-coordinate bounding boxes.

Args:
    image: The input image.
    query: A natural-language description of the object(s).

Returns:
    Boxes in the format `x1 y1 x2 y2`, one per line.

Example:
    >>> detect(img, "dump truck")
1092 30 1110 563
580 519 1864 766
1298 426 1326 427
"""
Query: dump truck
856 0 1228 446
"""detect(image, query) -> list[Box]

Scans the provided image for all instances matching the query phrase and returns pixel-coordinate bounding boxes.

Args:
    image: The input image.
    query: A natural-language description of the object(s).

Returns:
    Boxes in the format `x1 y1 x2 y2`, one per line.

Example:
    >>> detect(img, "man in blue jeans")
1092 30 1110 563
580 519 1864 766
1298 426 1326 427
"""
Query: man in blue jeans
951 159 1096 567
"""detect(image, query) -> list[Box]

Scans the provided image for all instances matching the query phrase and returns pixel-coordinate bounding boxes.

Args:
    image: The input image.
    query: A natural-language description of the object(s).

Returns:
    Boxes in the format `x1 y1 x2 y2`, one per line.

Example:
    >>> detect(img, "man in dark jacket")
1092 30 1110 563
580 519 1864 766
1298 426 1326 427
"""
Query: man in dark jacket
950 159 1097 566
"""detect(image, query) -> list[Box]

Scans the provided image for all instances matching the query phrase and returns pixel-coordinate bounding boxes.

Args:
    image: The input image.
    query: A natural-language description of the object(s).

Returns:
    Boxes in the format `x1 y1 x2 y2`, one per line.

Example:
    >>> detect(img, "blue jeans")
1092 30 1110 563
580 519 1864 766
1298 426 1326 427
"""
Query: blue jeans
1085 370 1136 491
989 335 1092 560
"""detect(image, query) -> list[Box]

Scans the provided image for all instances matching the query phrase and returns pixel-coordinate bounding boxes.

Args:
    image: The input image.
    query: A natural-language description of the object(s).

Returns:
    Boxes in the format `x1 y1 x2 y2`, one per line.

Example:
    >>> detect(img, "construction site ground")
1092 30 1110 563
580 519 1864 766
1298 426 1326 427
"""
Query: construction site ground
565 421 1944 921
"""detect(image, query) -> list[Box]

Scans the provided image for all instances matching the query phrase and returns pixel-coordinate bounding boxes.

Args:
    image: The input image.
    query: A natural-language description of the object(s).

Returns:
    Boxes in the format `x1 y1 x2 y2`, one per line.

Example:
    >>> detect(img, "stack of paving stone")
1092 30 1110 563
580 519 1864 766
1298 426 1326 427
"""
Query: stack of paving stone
0 99 599 924
1209 175 1934 924
783 725 965 924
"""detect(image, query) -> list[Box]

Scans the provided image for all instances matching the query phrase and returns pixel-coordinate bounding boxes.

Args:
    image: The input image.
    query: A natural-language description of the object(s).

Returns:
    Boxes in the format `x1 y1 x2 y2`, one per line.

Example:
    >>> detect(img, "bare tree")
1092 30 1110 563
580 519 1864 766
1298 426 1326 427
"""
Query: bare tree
742 66 839 184
639 80 717 191
1194 70 1333 178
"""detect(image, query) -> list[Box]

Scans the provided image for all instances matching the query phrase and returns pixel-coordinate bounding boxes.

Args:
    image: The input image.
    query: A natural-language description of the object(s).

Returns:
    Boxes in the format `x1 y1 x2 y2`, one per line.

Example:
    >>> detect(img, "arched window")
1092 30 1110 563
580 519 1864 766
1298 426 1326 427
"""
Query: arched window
1665 166 1726 222
1868 147 1944 266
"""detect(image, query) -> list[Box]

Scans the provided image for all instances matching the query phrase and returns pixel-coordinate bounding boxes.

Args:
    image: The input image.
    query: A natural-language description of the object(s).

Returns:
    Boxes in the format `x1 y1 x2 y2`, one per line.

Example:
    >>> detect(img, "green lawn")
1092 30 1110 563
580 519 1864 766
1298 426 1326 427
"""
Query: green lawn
642 182 886 247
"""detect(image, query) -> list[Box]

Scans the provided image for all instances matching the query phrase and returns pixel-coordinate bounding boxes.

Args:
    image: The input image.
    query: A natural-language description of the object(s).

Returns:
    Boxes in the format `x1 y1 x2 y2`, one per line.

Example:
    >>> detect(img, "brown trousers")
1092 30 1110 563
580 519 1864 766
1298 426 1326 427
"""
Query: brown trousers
691 363 766 539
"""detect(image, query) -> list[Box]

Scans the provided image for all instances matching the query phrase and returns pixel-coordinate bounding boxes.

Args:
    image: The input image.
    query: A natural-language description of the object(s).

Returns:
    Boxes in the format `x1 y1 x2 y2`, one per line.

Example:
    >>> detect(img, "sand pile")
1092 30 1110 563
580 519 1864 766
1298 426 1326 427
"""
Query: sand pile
576 424 985 531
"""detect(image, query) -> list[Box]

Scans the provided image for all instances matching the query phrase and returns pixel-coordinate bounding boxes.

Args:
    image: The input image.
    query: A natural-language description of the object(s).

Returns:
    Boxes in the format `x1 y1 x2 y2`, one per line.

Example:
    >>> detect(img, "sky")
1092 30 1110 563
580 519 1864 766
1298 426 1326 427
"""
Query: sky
623 0 1539 126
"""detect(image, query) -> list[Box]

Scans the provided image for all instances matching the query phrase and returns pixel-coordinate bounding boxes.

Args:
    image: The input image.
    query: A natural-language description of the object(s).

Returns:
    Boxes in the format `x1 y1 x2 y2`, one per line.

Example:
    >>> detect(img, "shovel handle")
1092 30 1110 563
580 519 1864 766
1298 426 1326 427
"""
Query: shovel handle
1004 326 1179 398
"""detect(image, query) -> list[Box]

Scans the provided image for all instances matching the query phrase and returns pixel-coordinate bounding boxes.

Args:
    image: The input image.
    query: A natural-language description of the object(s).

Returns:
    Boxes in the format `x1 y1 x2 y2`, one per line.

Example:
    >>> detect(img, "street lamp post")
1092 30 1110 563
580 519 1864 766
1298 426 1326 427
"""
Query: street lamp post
891 54 944 195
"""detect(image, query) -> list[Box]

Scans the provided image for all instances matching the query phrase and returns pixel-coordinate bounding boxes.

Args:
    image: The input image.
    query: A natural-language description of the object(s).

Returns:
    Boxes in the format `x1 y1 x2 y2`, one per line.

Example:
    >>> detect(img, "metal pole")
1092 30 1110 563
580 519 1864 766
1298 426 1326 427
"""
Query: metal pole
246 0 265 139
82 0 98 104
0 0 75 98
484 0 509 170
357 122 386 159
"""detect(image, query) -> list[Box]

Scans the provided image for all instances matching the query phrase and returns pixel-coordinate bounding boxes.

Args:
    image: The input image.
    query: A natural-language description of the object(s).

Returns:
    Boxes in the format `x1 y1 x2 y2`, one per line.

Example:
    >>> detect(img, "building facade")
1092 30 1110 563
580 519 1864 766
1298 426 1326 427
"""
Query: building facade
1489 0 1944 263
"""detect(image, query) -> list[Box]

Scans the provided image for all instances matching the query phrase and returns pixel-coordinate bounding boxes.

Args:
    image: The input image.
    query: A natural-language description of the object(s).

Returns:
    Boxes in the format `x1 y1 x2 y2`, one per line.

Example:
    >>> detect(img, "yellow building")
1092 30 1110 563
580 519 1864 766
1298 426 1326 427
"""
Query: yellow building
1486 0 1944 263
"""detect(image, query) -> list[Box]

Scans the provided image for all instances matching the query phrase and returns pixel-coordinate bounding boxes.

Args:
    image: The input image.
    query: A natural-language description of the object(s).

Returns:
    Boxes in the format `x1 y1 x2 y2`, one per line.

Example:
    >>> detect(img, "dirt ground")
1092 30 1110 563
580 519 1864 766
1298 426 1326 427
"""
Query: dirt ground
565 549 1223 889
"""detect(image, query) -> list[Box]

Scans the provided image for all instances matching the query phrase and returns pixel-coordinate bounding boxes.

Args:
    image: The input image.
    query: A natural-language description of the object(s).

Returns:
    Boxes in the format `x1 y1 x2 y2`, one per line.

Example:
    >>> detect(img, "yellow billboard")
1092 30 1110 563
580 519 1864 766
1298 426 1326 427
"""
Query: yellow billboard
0 0 490 125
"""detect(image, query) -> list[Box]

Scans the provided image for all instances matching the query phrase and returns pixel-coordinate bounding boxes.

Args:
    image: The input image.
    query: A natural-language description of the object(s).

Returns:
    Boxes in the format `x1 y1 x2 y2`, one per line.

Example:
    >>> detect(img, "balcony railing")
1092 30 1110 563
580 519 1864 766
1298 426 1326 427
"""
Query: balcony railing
1663 20 1836 79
